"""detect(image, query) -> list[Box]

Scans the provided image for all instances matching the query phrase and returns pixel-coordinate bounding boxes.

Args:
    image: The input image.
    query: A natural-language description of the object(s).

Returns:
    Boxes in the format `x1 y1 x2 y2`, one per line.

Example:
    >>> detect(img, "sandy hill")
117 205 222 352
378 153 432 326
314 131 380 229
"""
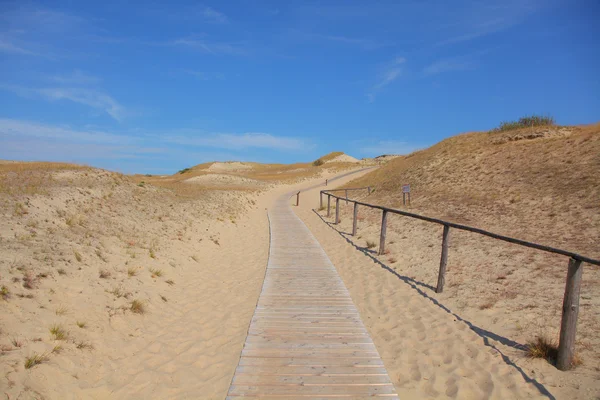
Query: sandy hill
133 153 368 192
327 122 600 385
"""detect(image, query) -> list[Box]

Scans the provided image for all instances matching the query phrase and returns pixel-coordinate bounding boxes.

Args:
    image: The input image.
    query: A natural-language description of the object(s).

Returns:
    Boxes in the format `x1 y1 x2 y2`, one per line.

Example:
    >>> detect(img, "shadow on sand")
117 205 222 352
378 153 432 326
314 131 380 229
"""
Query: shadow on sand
312 209 555 400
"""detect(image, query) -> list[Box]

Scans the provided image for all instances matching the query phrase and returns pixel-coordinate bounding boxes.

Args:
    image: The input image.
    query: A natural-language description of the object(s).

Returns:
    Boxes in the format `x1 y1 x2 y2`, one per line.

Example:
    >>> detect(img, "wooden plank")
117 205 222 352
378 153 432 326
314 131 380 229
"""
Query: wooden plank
557 257 584 370
335 198 340 224
327 195 331 217
436 225 450 293
227 192 397 398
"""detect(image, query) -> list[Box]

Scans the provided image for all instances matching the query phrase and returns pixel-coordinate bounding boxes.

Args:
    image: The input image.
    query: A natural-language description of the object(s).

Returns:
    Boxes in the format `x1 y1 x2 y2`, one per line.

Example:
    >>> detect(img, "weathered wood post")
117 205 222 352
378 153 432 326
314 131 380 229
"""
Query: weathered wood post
345 189 348 204
436 225 450 293
320 191 323 209
335 198 340 224
378 210 388 255
327 195 331 217
368 186 371 195
352 202 359 236
325 179 328 186
296 191 300 206
556 258 584 370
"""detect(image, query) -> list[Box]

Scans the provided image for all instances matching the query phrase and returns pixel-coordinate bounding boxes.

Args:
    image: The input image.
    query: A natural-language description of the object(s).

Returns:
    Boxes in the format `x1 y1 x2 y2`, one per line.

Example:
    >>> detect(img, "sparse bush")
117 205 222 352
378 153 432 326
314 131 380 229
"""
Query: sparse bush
492 114 555 132
137 181 145 187
178 167 191 174
57 268 66 275
127 267 138 277
55 306 68 315
149 248 156 259
75 341 94 350
76 321 86 329
366 240 377 249
312 158 324 167
130 299 145 314
11 338 23 347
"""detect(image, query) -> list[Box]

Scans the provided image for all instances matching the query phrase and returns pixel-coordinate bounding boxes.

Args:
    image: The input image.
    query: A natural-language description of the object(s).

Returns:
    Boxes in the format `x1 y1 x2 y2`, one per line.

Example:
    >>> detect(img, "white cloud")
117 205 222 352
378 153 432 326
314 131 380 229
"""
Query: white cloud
368 57 406 102
0 85 126 121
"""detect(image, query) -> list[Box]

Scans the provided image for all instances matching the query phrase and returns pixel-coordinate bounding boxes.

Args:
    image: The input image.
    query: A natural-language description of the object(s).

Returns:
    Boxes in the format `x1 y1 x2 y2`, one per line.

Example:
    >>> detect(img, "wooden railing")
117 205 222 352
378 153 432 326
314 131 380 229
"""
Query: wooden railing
319 187 600 371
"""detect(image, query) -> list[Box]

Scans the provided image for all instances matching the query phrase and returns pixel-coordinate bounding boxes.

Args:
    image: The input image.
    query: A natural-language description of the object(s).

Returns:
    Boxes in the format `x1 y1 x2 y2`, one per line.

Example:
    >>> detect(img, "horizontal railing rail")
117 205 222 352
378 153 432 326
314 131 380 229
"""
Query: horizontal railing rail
318 187 599 371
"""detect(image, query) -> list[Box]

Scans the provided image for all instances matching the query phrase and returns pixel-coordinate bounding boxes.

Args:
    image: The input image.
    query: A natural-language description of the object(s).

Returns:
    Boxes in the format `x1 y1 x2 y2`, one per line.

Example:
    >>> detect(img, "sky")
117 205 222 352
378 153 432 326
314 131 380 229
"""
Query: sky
0 0 599 174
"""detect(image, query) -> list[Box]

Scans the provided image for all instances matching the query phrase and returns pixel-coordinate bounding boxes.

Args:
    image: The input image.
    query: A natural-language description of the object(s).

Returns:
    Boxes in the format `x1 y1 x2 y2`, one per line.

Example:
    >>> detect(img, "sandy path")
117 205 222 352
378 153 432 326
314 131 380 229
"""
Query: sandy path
293 182 556 399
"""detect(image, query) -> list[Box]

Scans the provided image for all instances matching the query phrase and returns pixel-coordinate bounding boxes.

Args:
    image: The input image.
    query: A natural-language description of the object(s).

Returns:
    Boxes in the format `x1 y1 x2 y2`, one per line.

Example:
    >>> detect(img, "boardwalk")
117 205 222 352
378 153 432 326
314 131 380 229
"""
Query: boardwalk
227 194 398 399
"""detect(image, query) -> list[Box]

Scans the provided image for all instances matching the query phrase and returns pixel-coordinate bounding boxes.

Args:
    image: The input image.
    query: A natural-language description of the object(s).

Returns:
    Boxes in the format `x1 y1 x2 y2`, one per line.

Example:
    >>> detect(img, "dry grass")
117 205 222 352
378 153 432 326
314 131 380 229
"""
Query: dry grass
22 271 37 289
127 266 139 277
76 321 86 328
74 250 82 262
149 268 163 278
49 324 68 341
526 335 558 363
165 279 175 286
55 305 68 315
366 240 377 249
24 353 49 369
130 299 145 314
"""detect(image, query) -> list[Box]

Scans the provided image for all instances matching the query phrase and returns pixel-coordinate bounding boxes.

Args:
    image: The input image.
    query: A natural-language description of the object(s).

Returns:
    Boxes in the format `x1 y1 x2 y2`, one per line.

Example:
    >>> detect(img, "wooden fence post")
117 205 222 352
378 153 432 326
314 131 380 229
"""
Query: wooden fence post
352 202 359 236
320 192 323 209
327 195 331 217
335 198 340 224
368 187 371 195
296 191 300 206
345 189 348 204
436 225 450 293
557 258 584 370
378 210 388 255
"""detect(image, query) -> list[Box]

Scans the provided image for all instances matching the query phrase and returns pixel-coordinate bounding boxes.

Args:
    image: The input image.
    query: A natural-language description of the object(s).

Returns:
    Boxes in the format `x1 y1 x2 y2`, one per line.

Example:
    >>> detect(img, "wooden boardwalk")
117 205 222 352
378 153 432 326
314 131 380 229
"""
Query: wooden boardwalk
227 195 398 399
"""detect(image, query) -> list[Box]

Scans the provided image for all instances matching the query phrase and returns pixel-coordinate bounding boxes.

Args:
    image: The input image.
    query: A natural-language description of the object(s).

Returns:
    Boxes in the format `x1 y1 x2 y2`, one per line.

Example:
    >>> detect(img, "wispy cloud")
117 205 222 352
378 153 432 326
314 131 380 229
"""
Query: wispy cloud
424 58 475 76
297 32 389 50
368 57 406 102
164 132 308 151
358 140 423 156
201 6 228 24
0 85 126 121
50 70 100 85
171 38 248 55
0 38 37 56
436 0 546 46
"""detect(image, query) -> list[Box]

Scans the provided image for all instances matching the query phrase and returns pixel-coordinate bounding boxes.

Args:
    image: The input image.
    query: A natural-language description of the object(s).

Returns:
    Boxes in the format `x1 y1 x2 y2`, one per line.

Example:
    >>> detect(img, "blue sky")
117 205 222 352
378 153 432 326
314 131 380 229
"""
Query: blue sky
1 0 599 174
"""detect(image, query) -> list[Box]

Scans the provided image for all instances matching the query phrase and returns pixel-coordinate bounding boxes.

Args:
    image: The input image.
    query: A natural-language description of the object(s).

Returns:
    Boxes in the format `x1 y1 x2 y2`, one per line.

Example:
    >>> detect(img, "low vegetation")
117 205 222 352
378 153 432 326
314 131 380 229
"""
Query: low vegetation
492 114 555 132
130 299 145 314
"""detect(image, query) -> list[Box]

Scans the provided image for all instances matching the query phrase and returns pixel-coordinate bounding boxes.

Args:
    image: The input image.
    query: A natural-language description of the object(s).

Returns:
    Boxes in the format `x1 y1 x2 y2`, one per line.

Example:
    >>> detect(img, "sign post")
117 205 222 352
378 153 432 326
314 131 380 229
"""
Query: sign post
402 184 411 206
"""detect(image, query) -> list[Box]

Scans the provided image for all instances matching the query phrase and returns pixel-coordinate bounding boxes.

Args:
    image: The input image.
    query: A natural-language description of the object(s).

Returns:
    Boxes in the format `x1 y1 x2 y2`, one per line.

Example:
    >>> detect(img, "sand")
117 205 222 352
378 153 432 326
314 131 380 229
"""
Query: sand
183 173 266 188
326 154 360 164
0 165 364 399
207 162 253 172
293 180 600 400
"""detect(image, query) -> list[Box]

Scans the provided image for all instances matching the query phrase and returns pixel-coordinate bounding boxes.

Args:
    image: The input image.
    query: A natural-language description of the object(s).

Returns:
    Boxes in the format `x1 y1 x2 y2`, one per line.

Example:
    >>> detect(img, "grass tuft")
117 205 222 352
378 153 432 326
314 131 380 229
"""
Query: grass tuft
130 299 145 314
49 324 68 341
1 285 10 300
74 250 82 262
127 266 139 277
76 321 86 329
25 353 48 369
55 305 68 315
525 335 558 363
366 240 377 249
165 279 175 286
149 268 163 278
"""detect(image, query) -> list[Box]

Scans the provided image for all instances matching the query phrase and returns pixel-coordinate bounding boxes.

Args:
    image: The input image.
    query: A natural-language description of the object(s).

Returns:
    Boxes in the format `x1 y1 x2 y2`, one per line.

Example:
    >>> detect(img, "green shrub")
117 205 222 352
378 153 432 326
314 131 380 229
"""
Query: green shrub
312 159 324 167
493 115 555 132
